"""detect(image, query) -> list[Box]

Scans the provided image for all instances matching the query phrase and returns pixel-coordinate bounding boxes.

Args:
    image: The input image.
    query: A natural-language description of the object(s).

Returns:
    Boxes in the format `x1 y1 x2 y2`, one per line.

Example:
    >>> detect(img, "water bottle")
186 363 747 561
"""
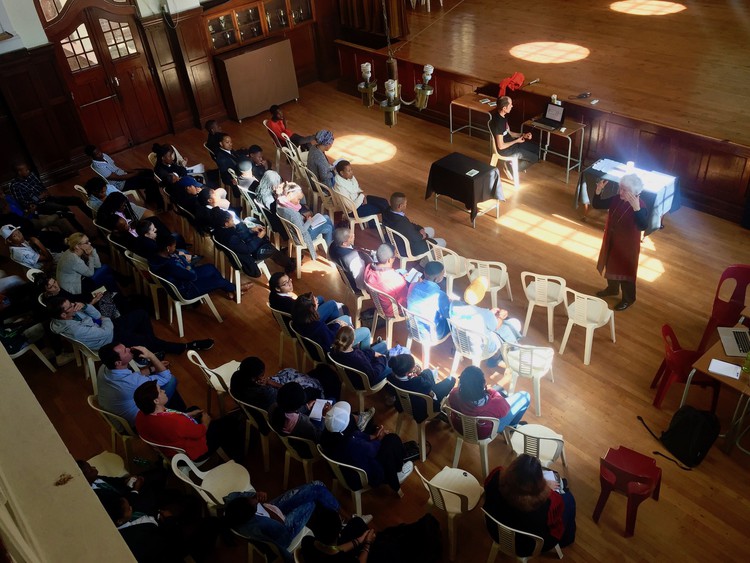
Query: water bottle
742 351 750 375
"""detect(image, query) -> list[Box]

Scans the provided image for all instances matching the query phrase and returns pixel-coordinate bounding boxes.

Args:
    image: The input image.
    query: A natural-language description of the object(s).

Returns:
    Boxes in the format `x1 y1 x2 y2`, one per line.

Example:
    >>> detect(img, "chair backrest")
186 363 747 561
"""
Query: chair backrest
203 142 216 160
601 446 659 493
564 287 610 325
140 435 187 462
281 132 305 162
231 392 272 435
415 466 471 514
86 394 137 437
73 184 87 197
327 353 377 393
268 304 296 340
26 268 43 283
125 251 157 286
171 453 222 506
277 433 320 462
147 152 157 168
333 261 360 299
212 235 243 273
501 342 554 378
289 321 328 365
186 350 231 393
443 405 500 445
386 381 435 421
448 318 493 360
508 425 565 465
363 280 405 321
90 162 108 181
428 242 468 276
402 307 442 344
521 271 566 304
468 259 508 287
384 225 421 261
148 267 192 303
481 508 544 559
237 186 266 225
661 324 698 376
712 264 750 322
263 119 284 149
316 444 369 492
107 234 128 257
92 219 112 236
277 214 306 248
311 176 339 214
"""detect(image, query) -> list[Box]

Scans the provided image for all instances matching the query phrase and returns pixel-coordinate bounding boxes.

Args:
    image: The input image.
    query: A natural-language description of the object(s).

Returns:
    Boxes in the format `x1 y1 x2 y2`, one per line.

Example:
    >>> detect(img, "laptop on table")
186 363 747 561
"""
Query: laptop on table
718 326 750 357
532 103 566 130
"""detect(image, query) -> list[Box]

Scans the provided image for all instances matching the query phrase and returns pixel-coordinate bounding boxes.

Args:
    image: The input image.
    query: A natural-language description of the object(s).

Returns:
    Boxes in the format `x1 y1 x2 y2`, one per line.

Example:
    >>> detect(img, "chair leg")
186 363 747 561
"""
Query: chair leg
533 376 542 416
584 327 595 365
546 305 556 342
385 319 393 349
480 442 489 480
296 247 303 279
261 433 270 472
203 296 223 323
450 353 461 376
505 280 513 302
452 437 463 468
358 393 365 414
243 421 251 457
447 513 457 560
303 460 314 483
423 345 431 369
292 339 300 370
175 302 184 338
150 285 160 320
592 483 613 523
650 360 666 388
486 542 500 563
610 314 616 342
233 270 241 304
624 493 649 537
354 490 363 516
30 344 56 373
395 413 404 435
559 320 574 354
283 451 291 489
278 332 285 369
522 303 534 336
652 369 678 408
419 422 427 462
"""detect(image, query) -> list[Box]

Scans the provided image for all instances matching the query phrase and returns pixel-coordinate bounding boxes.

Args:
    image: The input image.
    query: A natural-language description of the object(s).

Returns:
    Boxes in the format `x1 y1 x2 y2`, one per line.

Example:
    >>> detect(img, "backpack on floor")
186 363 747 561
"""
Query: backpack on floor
638 406 720 469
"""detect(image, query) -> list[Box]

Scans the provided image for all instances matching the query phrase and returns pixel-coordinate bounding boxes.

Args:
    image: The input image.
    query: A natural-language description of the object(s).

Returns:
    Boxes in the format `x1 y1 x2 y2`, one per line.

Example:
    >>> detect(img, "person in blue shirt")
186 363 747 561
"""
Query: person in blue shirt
406 261 451 340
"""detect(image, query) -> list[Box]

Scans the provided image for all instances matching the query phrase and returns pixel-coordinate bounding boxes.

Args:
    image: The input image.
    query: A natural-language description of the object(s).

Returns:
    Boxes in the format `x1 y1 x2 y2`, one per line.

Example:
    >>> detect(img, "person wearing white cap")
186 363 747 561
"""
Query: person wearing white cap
321 401 413 492
2 224 59 272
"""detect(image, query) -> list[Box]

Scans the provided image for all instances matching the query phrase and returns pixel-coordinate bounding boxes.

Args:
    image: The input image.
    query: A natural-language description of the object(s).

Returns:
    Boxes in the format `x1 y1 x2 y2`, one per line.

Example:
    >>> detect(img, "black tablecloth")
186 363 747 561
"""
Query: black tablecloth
425 152 502 221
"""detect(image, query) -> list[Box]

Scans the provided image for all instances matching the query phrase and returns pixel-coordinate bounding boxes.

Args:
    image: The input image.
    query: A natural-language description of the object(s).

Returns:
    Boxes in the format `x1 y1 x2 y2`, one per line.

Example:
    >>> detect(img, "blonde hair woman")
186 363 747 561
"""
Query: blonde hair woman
56 233 116 294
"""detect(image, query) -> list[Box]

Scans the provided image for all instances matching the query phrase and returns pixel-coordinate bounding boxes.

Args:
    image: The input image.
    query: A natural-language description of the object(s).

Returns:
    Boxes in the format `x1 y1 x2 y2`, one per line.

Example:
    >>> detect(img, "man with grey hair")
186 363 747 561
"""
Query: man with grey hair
363 243 409 316
489 96 538 176
329 226 372 292
592 173 648 310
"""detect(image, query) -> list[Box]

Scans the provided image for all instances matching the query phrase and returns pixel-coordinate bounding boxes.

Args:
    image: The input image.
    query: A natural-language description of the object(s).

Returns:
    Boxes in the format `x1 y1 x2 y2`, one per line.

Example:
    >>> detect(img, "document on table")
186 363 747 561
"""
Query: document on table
708 359 741 379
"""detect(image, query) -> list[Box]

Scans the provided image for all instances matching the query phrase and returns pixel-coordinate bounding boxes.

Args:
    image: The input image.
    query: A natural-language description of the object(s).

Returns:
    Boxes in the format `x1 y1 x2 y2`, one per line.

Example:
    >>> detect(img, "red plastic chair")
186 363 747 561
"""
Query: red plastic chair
697 264 750 352
592 446 662 537
650 324 720 411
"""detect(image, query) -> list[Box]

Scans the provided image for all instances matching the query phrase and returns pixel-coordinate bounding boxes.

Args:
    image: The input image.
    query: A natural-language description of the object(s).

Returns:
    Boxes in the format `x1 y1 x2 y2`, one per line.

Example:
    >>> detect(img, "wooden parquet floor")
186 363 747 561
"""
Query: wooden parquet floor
12 80 750 561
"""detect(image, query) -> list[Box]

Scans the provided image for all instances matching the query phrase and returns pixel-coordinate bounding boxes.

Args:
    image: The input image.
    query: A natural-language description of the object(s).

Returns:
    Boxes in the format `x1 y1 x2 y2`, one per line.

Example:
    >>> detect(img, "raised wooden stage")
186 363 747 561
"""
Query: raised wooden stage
336 0 750 222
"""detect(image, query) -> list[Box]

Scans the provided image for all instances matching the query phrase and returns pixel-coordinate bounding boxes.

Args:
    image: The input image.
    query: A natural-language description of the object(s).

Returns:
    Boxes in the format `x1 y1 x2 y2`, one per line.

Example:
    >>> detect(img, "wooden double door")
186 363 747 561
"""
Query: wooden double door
50 5 168 153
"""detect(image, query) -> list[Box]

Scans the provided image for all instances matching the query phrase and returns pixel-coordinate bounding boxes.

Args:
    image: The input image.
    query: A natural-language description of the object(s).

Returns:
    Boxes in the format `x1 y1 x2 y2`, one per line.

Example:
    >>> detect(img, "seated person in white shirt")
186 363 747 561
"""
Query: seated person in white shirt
1 223 60 272
84 176 152 219
333 160 389 218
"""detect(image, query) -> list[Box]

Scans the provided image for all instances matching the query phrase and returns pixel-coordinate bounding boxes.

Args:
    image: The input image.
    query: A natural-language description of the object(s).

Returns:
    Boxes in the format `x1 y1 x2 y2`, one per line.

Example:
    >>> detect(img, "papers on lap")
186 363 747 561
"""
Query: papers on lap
310 399 332 421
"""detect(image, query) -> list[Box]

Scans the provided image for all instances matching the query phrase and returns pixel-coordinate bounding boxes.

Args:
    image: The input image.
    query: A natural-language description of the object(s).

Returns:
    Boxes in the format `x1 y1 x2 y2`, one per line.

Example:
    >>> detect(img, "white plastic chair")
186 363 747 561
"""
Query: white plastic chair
231 393 272 471
317 445 380 515
384 225 431 269
402 307 450 368
508 424 568 469
468 259 513 307
363 280 406 348
268 304 300 369
58 333 100 393
328 352 388 413
86 451 128 478
310 176 340 222
483 508 563 562
212 234 271 305
333 261 371 329
125 251 162 320
428 242 469 295
262 119 283 171
148 268 223 338
447 318 498 376
277 214 329 279
281 132 309 165
232 526 312 563
8 342 56 373
559 287 616 365
387 381 441 462
290 321 329 372
171 454 252 515
443 405 510 480
274 433 322 490
334 190 385 242
501 342 555 417
87 395 138 470
186 350 239 416
520 272 566 342
416 466 483 561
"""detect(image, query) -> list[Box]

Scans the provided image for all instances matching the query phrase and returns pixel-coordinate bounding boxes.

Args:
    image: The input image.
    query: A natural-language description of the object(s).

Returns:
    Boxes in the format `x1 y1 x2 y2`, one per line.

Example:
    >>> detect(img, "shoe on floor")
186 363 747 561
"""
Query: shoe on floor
614 300 634 311
596 288 619 298
187 339 214 351
357 407 376 431
55 352 76 366
397 461 414 484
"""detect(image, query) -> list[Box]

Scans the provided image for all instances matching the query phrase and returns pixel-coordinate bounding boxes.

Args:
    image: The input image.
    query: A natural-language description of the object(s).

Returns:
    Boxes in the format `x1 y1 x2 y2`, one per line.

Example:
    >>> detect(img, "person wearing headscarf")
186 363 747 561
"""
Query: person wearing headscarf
307 130 336 188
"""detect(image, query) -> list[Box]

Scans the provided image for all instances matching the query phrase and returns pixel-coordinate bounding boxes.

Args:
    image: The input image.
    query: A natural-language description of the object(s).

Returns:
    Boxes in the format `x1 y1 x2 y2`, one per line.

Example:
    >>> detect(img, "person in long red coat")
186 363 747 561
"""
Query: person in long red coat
593 174 648 311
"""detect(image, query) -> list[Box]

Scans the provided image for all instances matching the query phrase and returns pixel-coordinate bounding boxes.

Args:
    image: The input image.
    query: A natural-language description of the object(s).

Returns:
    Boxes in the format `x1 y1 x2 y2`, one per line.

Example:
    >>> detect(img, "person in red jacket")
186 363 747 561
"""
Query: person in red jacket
134 380 242 462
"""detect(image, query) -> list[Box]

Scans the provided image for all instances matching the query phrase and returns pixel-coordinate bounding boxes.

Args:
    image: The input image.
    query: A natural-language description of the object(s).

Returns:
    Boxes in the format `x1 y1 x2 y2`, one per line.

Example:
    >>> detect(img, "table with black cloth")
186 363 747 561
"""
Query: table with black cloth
425 152 503 228
575 158 681 236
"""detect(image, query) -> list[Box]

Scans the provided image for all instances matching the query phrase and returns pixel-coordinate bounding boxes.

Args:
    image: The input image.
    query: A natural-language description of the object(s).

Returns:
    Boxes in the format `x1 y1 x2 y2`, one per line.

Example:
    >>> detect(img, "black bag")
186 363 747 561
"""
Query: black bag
638 406 720 468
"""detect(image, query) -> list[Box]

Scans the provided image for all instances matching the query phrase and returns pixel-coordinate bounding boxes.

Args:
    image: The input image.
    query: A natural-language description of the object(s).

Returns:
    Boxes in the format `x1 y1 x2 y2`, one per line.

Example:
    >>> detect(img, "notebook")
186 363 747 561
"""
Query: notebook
532 103 566 130
717 326 750 357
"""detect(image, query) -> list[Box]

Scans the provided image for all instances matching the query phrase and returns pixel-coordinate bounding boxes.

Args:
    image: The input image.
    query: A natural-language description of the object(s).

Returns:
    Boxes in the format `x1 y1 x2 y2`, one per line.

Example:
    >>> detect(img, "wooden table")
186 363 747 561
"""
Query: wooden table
741 306 750 323
521 118 586 184
680 338 750 453
449 93 496 143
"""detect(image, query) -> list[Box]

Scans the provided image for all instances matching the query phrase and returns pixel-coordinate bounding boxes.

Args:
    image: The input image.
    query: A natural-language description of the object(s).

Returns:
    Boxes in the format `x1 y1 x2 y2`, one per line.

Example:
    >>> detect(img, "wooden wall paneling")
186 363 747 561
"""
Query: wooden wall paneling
141 16 195 132
312 0 341 81
0 94 30 186
0 45 86 184
284 25 318 85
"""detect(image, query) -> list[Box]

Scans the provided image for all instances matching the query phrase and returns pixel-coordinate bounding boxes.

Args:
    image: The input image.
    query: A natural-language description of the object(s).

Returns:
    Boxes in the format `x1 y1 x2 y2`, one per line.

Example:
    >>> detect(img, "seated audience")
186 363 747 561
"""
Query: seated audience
48 295 210 353
320 401 412 493
363 244 408 316
1 223 59 272
484 454 576 556
225 481 345 563
333 160 389 217
267 104 316 149
292 292 372 350
382 192 445 256
97 343 186 428
248 145 273 182
204 119 223 155
152 143 204 192
97 191 151 232
447 366 530 438
78 458 163 515
275 182 334 253
236 160 260 193
193 187 236 232
56 232 117 294
38 272 141 320
269 381 325 442
329 325 389 388
134 380 242 461
329 226 373 293
268 272 345 323
8 161 91 232
406 261 451 339
149 234 242 300
307 130 336 188
387 353 455 422
300 506 442 563
86 176 151 219
215 133 249 188
210 207 277 279
86 144 163 211
256 170 283 208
